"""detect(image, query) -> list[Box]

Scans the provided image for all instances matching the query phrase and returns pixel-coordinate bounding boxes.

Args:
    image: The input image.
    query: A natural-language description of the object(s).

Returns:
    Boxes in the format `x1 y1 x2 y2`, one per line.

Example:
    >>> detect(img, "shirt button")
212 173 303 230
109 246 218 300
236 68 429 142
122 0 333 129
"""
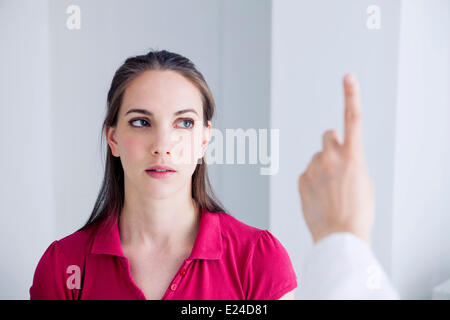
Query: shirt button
180 269 187 276
170 283 177 291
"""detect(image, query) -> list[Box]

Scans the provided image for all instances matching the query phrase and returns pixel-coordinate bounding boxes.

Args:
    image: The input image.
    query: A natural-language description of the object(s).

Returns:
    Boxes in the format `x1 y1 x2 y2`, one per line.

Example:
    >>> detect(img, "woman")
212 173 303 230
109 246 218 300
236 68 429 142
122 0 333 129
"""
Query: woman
29 49 297 300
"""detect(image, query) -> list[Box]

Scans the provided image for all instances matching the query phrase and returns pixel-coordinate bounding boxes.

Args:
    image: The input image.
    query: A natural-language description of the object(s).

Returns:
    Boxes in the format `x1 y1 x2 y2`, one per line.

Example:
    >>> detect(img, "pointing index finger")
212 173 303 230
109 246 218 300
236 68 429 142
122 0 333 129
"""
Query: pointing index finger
343 73 363 154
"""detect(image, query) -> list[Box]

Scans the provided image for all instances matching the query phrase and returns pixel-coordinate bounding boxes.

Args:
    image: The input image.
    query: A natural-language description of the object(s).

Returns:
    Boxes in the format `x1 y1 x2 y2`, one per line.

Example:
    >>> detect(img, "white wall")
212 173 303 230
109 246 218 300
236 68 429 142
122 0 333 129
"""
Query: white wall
0 0 55 299
392 0 450 299
218 0 272 230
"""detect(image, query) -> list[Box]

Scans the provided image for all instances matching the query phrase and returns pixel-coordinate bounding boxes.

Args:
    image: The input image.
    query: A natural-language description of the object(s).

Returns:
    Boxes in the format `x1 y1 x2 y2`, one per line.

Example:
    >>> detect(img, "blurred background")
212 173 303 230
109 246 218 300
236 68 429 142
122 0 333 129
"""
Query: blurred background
1 0 450 299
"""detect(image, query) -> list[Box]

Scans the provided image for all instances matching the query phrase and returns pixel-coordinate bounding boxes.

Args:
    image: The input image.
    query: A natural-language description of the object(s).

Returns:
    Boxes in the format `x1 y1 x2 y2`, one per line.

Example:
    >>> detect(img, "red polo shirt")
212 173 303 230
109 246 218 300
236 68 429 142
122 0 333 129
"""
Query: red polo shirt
29 208 298 300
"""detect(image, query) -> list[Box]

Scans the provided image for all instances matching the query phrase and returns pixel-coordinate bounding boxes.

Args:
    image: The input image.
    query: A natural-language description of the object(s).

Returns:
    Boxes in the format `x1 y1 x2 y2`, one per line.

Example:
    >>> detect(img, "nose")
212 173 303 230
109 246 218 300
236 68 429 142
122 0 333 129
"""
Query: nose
151 130 177 157
152 149 171 156
151 142 172 157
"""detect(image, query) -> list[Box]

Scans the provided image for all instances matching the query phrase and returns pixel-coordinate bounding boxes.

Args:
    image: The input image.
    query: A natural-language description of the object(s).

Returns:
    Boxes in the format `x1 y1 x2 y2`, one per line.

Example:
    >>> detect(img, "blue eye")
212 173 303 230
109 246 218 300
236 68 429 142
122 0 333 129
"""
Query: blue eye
178 119 194 129
129 118 195 129
130 119 149 127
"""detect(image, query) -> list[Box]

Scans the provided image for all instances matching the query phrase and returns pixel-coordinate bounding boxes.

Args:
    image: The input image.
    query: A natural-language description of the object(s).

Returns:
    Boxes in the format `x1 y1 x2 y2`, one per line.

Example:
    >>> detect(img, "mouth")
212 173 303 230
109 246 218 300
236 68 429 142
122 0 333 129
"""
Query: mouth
145 165 176 172
145 169 175 179
145 165 176 179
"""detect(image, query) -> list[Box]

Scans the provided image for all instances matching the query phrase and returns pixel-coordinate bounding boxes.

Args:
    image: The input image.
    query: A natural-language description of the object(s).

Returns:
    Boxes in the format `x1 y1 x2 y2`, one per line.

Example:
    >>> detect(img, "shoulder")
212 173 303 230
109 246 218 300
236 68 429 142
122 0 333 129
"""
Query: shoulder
38 219 101 271
216 211 291 255
35 221 99 267
216 211 264 243
29 221 101 299
215 211 292 257
215 212 298 300
55 222 98 258
246 228 298 299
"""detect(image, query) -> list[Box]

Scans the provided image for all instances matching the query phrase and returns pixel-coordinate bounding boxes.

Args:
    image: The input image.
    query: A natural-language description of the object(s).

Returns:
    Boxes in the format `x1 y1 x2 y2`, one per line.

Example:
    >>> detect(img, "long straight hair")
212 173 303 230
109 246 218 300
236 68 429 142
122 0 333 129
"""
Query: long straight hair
77 49 227 232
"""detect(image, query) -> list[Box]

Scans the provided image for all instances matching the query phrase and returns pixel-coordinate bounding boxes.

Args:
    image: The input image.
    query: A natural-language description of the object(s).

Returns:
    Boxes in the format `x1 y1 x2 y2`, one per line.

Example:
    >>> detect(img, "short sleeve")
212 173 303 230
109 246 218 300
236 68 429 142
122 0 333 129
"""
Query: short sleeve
29 240 70 300
244 230 298 300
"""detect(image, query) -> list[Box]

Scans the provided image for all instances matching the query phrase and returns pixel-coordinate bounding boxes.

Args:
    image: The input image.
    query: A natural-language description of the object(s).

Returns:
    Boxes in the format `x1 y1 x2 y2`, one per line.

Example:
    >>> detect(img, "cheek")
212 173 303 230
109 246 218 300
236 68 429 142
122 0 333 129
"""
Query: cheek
120 134 148 161
191 128 205 155
185 131 203 157
171 131 203 166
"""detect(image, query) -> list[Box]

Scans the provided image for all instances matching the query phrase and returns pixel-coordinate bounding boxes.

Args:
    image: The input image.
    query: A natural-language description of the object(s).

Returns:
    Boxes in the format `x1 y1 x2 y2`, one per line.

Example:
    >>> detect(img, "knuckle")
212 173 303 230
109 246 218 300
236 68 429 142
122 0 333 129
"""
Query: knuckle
298 174 304 186
343 149 359 163
346 88 356 99
322 130 331 138
346 108 361 122
312 151 322 162
323 130 341 150
298 172 309 188
323 130 337 143
321 153 338 174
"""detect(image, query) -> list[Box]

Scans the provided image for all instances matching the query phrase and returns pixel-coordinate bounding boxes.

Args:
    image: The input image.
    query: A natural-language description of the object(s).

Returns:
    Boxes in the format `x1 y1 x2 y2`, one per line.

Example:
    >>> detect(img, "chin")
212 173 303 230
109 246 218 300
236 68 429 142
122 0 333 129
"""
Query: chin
148 191 176 200
146 184 180 199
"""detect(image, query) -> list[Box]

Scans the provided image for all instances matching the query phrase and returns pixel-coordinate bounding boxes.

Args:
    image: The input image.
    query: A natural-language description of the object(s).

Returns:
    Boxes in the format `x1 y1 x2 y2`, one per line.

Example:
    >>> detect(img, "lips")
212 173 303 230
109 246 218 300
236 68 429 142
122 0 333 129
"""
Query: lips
145 165 176 172
145 167 176 179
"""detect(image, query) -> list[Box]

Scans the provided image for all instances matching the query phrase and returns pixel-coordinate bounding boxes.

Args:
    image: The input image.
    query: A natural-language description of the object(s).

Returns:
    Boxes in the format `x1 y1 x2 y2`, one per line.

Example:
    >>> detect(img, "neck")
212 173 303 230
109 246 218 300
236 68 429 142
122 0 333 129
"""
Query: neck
118 183 201 253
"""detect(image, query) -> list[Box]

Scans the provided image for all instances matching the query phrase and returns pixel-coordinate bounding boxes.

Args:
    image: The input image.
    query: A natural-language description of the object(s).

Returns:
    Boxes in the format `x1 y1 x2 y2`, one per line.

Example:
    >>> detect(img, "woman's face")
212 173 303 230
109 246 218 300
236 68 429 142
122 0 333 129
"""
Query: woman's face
106 70 211 199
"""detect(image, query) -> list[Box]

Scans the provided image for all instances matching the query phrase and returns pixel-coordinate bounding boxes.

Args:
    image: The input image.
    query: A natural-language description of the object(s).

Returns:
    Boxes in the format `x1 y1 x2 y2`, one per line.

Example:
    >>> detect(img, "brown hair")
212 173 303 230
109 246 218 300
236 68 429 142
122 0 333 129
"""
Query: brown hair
78 49 228 231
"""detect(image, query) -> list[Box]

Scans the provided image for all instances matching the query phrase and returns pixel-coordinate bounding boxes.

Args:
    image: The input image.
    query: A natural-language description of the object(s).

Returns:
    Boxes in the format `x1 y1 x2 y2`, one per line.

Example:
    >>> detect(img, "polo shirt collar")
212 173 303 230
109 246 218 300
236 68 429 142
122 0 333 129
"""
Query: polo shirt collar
91 207 223 260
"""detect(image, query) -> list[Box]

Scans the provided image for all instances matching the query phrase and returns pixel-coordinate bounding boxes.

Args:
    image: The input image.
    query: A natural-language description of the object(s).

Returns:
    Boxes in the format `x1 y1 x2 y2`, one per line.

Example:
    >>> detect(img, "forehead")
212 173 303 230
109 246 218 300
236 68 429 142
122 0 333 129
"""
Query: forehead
121 69 203 116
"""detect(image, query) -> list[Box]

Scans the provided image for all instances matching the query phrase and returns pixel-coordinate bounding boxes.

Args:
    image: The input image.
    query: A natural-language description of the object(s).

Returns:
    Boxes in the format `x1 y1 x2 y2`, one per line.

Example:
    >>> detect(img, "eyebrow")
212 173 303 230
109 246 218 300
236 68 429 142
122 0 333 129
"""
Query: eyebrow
125 108 199 117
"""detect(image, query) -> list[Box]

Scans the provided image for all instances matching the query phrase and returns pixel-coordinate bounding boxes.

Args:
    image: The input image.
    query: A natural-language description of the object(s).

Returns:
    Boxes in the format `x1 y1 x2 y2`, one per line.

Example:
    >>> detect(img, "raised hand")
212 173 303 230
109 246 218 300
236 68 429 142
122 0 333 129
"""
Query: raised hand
297 73 375 245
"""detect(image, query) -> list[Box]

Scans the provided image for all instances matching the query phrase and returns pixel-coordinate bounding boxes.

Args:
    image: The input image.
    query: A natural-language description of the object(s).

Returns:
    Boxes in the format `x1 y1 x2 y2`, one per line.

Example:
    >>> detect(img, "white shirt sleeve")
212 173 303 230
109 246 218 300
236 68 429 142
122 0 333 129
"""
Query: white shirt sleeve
296 232 400 299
